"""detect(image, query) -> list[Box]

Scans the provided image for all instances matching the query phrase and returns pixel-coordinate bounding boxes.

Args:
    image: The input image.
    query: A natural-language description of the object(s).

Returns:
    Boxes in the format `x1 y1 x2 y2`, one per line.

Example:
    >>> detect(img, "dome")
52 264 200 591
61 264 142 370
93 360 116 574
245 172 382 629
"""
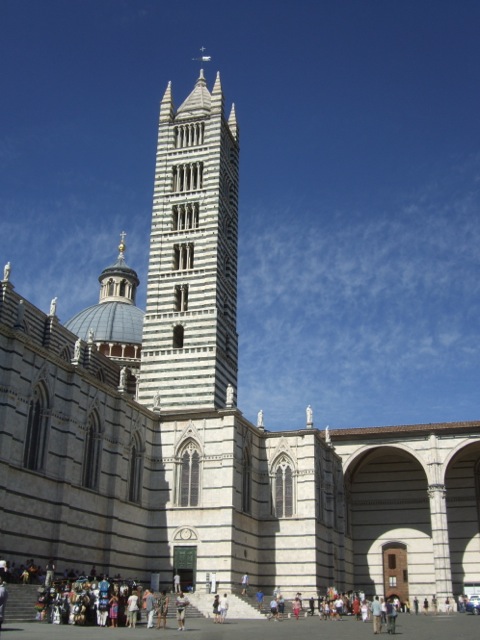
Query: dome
65 301 144 345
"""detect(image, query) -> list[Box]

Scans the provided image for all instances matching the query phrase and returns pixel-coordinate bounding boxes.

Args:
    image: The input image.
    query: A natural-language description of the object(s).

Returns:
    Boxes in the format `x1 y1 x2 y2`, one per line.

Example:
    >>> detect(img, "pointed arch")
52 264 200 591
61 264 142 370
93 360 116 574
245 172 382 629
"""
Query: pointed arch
59 344 71 362
176 439 201 507
82 411 102 490
128 431 144 503
23 383 50 471
242 447 252 514
271 454 295 518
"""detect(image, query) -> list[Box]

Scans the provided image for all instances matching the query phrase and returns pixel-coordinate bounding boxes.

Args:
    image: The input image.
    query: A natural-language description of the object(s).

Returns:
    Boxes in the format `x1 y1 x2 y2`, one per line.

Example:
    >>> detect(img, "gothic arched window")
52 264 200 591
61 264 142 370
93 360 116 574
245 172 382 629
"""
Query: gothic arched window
273 456 294 518
82 413 102 490
178 441 200 507
128 433 143 503
23 383 50 471
316 461 325 523
242 448 252 513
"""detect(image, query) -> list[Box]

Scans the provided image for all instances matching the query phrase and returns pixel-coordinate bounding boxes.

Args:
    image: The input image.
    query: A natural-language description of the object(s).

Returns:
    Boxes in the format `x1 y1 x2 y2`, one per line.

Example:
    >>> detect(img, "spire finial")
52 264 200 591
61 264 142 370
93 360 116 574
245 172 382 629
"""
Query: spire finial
192 46 212 66
118 231 126 258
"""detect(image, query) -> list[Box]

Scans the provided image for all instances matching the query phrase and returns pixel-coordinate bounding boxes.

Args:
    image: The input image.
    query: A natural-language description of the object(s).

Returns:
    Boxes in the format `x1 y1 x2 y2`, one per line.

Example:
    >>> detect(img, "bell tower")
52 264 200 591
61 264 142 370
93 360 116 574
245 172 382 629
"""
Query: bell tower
139 70 239 411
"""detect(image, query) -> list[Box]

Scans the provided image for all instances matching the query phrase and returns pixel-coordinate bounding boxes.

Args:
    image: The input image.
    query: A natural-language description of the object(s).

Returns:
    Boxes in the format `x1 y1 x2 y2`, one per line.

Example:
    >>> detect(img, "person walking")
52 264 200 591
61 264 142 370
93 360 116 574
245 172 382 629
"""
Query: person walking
277 594 285 620
143 588 156 629
413 596 419 614
157 590 169 629
423 598 429 615
173 572 181 594
293 595 302 621
219 593 229 623
0 578 8 636
256 589 264 611
371 596 382 634
269 597 278 621
353 596 361 620
45 559 55 588
212 594 220 623
241 573 249 595
108 594 119 628
175 591 189 631
386 598 397 634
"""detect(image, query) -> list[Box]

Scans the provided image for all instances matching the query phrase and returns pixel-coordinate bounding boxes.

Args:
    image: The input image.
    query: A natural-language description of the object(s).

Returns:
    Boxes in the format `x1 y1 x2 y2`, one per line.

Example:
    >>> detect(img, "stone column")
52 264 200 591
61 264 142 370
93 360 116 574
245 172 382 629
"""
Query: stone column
427 483 453 599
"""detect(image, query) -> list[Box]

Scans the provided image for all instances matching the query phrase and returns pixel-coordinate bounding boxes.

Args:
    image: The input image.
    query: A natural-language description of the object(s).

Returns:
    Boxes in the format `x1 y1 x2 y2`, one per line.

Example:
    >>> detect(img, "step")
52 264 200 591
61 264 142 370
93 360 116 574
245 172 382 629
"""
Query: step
3 584 205 623
188 592 266 619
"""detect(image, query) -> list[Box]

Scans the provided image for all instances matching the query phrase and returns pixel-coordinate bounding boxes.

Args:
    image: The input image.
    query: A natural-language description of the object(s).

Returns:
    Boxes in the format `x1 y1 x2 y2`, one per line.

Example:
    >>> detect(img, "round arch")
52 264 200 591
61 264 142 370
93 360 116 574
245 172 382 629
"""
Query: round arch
443 439 480 596
344 444 432 600
343 442 427 478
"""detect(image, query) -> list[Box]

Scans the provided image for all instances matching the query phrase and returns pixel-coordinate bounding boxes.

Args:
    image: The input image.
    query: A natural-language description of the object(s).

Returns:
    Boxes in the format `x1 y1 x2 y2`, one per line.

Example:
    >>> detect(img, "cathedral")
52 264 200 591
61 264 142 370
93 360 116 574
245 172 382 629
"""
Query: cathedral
1 68 480 607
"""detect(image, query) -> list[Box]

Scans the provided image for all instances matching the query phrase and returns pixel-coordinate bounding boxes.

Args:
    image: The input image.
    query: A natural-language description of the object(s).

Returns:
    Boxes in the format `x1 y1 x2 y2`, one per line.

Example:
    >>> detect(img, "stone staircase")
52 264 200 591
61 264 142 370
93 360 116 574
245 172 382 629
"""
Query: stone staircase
3 584 38 622
188 592 266 619
3 584 206 623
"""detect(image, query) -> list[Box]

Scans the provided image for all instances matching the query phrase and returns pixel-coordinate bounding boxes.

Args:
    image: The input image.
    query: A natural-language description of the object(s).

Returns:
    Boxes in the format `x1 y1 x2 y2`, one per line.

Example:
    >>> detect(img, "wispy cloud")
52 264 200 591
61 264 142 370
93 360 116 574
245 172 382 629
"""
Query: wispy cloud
238 157 480 429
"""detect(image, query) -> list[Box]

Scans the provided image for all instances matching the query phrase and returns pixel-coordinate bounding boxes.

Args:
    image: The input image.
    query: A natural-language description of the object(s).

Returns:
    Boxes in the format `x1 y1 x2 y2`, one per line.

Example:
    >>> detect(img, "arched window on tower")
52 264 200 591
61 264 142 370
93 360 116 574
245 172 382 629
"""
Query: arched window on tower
107 279 115 296
174 285 189 312
242 448 252 513
23 383 50 471
82 412 102 490
128 433 144 503
119 279 127 296
178 441 200 507
173 325 184 349
272 456 295 518
173 244 194 271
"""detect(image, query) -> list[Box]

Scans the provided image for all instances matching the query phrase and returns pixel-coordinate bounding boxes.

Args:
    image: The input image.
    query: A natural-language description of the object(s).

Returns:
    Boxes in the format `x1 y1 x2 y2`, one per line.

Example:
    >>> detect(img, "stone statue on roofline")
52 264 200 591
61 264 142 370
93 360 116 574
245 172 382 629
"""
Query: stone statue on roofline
119 367 127 390
226 383 235 407
73 338 81 361
153 390 161 413
257 409 264 429
306 404 313 427
3 262 11 282
49 297 57 317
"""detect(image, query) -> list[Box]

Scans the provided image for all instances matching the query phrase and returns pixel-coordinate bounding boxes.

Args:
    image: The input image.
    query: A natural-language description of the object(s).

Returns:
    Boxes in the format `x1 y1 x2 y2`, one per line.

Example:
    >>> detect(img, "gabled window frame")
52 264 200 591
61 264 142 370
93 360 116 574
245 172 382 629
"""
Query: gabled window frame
82 412 102 491
23 383 50 472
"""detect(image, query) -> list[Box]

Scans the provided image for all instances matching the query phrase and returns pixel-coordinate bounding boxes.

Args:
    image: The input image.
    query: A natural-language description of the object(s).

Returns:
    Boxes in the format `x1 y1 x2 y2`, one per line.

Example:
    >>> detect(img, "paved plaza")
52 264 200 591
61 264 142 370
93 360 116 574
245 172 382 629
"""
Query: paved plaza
1 613 479 640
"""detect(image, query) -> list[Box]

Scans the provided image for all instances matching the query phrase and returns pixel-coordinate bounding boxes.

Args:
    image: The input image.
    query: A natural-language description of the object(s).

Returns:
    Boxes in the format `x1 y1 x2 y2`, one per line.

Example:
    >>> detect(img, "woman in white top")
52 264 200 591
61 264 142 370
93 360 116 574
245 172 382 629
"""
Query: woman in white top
127 592 139 628
219 594 229 623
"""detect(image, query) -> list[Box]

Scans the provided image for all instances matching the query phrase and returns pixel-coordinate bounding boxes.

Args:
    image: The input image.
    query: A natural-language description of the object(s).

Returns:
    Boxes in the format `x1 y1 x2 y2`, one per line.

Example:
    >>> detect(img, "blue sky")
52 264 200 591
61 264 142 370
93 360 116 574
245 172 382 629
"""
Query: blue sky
2 0 480 430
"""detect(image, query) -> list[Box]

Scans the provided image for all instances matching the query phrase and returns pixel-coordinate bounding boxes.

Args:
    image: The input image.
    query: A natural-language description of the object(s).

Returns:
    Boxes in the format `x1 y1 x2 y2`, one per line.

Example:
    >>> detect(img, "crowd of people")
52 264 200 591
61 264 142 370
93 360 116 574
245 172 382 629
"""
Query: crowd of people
31 579 194 629
1 557 478 631
0 558 115 587
250 586 472 629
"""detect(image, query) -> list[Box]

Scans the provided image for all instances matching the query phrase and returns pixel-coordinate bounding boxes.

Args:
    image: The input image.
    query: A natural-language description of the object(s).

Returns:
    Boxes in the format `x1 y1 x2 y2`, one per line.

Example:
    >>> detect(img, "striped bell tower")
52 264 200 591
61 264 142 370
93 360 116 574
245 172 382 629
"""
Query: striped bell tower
138 70 239 411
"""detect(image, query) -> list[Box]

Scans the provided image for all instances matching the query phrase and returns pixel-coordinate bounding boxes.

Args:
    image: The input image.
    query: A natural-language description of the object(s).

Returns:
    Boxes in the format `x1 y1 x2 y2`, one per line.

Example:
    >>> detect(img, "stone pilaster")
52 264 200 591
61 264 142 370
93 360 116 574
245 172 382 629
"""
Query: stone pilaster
427 483 453 599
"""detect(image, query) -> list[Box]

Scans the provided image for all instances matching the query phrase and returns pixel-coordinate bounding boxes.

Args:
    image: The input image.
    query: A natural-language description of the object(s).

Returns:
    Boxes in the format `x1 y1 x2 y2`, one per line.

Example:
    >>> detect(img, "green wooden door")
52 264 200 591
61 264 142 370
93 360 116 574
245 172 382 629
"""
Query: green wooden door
173 546 197 592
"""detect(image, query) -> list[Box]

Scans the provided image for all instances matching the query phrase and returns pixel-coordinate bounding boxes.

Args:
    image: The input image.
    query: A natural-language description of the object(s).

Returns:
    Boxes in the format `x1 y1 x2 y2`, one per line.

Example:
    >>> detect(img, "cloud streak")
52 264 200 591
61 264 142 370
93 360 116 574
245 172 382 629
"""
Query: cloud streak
238 157 480 429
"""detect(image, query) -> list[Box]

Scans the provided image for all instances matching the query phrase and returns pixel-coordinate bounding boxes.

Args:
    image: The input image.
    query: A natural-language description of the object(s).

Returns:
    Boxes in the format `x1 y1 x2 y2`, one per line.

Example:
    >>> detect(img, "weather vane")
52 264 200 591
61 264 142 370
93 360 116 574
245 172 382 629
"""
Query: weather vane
192 46 211 63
